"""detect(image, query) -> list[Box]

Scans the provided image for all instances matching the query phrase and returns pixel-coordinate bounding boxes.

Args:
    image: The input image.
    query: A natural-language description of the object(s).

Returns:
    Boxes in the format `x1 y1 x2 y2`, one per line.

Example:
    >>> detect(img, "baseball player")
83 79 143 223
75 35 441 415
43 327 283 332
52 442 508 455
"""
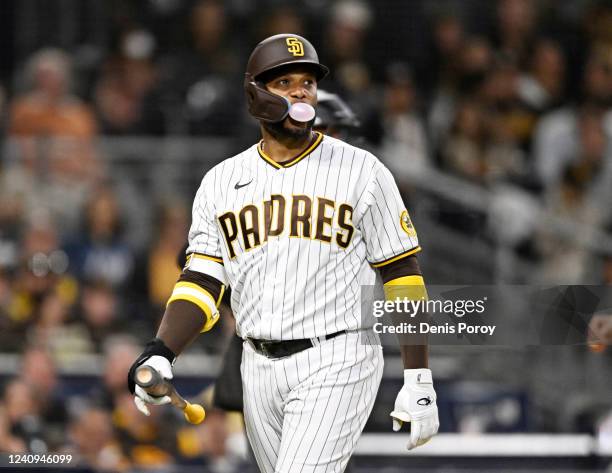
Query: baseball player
128 34 439 472
204 89 364 416
313 89 361 139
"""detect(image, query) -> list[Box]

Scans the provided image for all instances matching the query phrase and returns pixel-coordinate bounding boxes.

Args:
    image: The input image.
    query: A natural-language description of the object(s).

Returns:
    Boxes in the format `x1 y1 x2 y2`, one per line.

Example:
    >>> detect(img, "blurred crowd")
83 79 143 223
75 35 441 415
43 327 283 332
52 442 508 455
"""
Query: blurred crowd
1 0 612 470
0 339 249 471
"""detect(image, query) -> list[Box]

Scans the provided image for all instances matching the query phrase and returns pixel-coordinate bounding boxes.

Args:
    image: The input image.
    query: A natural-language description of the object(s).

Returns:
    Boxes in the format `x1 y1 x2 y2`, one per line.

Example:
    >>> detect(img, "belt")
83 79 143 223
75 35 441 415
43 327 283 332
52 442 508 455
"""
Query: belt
247 330 346 359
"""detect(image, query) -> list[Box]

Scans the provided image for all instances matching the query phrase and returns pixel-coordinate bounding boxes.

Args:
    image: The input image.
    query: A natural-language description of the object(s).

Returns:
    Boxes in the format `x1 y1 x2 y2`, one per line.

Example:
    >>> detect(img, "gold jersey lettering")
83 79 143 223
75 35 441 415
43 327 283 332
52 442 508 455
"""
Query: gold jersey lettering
218 195 355 257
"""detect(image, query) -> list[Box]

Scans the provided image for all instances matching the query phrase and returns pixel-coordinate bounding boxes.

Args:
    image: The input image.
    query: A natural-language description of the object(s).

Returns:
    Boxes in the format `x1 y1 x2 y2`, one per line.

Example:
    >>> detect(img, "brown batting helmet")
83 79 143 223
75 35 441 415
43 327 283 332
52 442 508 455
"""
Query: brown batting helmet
244 34 329 123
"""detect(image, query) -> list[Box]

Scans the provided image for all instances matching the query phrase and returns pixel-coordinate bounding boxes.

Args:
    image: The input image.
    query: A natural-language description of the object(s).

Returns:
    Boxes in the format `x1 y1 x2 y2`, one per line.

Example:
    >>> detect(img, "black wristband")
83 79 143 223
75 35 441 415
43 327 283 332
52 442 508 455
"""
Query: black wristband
142 338 177 363
127 338 177 394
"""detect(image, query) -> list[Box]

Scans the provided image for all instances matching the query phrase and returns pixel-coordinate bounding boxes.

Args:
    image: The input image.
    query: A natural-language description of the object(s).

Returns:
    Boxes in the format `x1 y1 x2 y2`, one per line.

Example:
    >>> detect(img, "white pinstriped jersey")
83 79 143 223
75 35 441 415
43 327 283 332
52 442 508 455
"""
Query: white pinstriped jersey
186 132 420 340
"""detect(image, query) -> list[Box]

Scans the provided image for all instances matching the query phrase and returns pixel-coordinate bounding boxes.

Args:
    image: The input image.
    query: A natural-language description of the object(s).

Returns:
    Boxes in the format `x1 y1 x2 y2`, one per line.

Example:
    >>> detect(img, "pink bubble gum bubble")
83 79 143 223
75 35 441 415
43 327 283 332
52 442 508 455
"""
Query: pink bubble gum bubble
289 102 316 122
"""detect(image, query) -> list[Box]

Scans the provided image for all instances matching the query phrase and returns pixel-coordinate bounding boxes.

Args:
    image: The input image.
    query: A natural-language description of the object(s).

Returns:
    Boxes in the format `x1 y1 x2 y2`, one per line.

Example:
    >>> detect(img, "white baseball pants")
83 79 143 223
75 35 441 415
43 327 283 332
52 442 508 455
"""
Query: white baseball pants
241 329 384 473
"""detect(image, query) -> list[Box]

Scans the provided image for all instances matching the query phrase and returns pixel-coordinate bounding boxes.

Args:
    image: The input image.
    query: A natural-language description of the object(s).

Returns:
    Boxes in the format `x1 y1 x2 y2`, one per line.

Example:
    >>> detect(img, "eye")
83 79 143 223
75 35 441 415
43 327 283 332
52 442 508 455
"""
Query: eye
278 79 290 86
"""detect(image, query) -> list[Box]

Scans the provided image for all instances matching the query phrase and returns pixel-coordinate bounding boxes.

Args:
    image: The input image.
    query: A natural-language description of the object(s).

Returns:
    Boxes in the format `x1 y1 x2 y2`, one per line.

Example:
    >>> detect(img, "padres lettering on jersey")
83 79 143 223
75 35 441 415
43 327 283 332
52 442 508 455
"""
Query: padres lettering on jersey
218 195 354 258
187 133 420 340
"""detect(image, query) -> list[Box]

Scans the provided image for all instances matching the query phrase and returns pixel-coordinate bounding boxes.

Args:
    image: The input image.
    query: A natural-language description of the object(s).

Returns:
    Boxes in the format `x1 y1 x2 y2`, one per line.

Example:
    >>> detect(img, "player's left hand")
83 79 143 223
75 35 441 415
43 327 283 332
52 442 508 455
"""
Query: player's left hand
390 368 439 450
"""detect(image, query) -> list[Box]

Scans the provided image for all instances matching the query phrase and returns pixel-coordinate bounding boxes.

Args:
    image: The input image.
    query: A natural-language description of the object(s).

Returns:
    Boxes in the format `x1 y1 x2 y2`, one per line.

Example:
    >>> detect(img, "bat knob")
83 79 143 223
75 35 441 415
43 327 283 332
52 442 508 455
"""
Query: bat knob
184 403 206 424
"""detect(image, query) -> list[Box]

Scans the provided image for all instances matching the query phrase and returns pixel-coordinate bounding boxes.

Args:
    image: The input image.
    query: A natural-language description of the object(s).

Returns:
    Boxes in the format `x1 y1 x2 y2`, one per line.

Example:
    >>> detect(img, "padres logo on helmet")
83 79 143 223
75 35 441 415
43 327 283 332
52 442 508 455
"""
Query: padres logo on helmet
400 210 417 237
286 37 304 56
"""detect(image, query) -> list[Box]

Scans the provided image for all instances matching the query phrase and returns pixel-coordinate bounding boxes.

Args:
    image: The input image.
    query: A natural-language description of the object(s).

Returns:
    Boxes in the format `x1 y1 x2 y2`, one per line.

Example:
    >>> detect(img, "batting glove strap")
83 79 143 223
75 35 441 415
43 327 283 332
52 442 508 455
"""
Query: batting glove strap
404 367 433 385
127 338 176 394
391 368 439 450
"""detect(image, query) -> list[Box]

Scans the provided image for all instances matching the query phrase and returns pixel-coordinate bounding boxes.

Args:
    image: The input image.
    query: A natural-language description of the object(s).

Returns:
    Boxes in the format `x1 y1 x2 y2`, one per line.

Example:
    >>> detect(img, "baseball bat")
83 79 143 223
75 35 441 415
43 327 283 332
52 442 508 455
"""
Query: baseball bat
134 365 206 424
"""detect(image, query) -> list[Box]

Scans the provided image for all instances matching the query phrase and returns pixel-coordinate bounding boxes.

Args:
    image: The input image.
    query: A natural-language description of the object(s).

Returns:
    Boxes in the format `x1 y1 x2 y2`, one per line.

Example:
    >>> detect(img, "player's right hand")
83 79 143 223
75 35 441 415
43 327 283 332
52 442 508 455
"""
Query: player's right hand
390 368 439 450
127 338 176 416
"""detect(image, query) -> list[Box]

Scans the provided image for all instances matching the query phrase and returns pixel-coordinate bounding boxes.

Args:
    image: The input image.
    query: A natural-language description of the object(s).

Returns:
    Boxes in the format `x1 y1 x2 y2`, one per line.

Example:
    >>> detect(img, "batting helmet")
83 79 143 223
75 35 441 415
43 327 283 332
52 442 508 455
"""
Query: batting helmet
244 34 329 123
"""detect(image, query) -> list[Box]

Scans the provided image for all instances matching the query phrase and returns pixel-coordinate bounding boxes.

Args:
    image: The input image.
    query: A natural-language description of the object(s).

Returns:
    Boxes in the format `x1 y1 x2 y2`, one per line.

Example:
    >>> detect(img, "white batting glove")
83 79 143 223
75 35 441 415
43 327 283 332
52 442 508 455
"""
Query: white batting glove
133 355 173 417
390 368 439 450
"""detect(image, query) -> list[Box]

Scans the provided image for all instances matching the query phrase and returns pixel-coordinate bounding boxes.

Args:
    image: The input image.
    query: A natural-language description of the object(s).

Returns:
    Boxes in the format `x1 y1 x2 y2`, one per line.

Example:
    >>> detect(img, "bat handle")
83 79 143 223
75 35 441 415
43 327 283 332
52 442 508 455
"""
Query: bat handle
135 365 206 424
166 384 206 424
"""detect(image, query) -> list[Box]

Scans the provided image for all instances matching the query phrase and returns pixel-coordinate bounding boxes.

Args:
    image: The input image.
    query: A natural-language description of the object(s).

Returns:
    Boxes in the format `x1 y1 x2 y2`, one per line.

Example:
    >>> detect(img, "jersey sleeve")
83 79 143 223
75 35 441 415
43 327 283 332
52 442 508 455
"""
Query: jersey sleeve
358 162 421 268
185 175 224 266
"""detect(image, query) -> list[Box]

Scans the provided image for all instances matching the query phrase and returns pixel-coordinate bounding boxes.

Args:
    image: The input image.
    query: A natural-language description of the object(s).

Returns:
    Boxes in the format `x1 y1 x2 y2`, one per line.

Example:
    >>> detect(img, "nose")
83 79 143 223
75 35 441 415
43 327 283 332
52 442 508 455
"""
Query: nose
289 85 309 100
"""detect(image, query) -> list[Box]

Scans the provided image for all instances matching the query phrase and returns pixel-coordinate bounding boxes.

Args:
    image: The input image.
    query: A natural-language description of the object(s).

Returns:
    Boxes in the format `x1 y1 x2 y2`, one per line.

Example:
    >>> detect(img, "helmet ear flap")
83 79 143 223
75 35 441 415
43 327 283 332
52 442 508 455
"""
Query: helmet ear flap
244 73 256 100
244 73 290 123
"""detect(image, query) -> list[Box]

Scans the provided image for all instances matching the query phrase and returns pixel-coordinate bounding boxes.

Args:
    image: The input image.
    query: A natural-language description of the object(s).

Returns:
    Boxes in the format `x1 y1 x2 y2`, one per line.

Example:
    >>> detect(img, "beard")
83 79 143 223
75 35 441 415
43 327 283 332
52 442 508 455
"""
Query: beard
262 116 315 142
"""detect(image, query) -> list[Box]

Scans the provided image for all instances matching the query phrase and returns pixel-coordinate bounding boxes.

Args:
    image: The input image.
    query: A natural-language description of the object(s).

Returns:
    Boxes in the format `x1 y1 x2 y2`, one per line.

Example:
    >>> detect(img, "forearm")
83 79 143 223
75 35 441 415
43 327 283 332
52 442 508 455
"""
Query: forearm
399 343 428 369
156 300 205 356
378 255 429 370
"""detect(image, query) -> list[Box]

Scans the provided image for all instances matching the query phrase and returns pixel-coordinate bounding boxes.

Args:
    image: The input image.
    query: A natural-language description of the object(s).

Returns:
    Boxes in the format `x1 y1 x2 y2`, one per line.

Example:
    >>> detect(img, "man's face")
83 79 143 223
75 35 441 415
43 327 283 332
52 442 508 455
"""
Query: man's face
263 67 318 139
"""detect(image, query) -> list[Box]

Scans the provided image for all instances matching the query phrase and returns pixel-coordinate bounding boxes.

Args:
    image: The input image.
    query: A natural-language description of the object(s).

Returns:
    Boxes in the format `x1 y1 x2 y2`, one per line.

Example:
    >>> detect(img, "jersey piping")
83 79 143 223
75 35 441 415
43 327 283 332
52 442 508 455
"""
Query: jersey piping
257 131 324 169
